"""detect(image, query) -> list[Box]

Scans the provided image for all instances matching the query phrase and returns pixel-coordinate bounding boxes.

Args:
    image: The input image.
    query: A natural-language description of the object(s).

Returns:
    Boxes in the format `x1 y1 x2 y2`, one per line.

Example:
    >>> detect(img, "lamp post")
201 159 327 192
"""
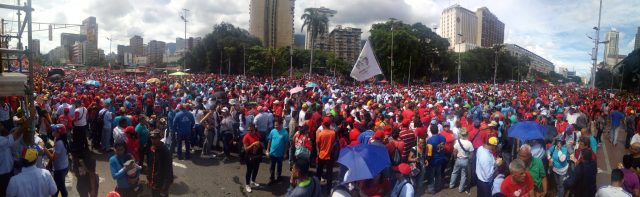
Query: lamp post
493 44 503 84
390 18 395 86
457 33 462 84
180 8 190 71
590 0 602 88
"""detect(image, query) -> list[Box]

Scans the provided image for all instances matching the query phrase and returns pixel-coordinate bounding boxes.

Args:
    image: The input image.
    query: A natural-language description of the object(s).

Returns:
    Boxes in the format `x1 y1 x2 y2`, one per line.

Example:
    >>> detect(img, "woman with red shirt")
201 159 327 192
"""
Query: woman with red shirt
242 124 262 193
124 126 141 163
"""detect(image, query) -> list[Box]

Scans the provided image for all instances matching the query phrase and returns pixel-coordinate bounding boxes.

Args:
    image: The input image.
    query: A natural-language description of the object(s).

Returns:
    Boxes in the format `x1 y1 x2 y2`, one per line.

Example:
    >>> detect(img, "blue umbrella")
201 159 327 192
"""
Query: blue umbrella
83 80 101 87
337 144 390 183
508 121 546 142
305 82 318 88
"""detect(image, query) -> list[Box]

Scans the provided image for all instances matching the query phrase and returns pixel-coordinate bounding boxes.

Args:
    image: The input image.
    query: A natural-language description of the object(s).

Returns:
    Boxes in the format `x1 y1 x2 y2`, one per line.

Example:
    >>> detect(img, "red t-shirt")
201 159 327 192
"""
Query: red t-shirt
242 132 261 154
501 172 534 197
440 130 455 154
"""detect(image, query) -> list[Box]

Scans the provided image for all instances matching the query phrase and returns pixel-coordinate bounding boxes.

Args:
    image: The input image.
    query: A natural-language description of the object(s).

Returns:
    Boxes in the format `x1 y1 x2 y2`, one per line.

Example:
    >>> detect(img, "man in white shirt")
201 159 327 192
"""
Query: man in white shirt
298 104 307 127
99 104 113 151
596 169 632 197
450 129 474 193
72 100 88 154
6 147 57 197
0 98 12 131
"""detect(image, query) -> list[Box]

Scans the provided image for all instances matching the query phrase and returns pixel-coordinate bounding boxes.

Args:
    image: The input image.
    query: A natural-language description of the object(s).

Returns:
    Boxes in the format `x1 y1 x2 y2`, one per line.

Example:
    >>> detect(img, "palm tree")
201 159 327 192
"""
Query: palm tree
265 47 284 80
301 8 329 76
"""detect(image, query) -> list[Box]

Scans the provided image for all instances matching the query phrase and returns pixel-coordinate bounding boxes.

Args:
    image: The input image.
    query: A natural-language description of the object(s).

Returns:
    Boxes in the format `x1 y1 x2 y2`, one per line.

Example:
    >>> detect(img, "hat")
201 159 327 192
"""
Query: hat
22 147 38 162
322 117 332 125
229 99 238 105
302 103 308 108
349 130 360 141
150 130 162 138
54 126 66 136
273 100 280 104
393 163 411 175
488 137 498 146
221 107 229 113
459 129 468 137
443 121 451 127
106 191 121 197
402 119 411 127
125 126 135 134
372 130 384 140
488 121 498 127
556 113 564 119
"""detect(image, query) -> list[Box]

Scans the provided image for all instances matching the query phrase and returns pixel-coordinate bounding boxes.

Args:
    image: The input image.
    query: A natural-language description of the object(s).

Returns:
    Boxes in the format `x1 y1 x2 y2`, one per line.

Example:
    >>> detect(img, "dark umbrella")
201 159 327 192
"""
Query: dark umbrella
508 121 547 142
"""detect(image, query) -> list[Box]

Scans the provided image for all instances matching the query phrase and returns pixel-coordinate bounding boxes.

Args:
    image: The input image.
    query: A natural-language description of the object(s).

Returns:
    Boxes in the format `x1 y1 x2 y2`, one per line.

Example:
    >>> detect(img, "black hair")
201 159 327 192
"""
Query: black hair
430 125 439 135
581 149 593 162
294 157 311 177
392 128 401 139
611 169 624 182
623 154 633 169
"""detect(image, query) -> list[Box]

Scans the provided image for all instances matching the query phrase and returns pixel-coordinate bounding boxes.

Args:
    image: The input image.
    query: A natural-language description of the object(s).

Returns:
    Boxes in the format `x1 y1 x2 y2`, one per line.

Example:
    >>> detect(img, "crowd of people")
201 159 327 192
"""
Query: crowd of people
1 67 640 197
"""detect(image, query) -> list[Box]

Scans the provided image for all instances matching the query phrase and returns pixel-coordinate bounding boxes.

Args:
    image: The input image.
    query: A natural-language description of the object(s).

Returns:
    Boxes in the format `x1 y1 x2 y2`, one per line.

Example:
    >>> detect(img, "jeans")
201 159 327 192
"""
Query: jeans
426 163 443 194
176 132 191 159
476 180 493 197
269 156 283 180
596 128 603 143
449 158 469 192
202 128 216 156
101 127 112 150
169 131 177 154
222 133 233 157
192 124 204 148
413 163 427 192
54 168 69 197
554 172 568 197
317 159 335 188
626 129 634 148
246 157 261 184
611 125 620 145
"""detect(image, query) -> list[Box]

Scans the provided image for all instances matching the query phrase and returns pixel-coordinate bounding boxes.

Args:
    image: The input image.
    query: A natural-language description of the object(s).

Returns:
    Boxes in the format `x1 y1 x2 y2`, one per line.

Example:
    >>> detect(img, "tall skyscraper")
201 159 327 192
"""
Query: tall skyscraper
635 27 639 50
440 4 477 50
604 29 620 67
116 45 126 65
130 35 144 56
81 17 99 65
148 40 166 65
31 39 40 55
176 37 186 51
60 33 86 63
326 25 362 65
475 7 504 47
304 7 336 50
249 0 295 48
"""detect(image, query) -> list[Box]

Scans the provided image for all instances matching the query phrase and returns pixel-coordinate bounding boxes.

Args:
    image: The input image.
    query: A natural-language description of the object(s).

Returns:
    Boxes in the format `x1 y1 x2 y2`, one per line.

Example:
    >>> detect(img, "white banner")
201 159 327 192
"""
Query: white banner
350 39 382 81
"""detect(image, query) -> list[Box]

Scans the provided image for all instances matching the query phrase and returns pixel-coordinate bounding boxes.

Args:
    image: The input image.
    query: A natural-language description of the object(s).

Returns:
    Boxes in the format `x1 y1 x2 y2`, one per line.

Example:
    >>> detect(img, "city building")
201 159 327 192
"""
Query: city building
187 37 202 49
133 56 147 65
326 25 362 65
504 43 555 74
48 46 69 64
148 40 166 65
163 49 182 63
558 67 569 78
475 7 504 47
604 29 620 67
117 45 127 65
635 27 639 50
440 4 477 51
166 42 177 55
130 35 144 56
304 7 336 50
293 34 305 48
80 17 99 66
249 0 295 48
60 33 86 62
71 41 84 64
176 37 186 51
31 39 40 55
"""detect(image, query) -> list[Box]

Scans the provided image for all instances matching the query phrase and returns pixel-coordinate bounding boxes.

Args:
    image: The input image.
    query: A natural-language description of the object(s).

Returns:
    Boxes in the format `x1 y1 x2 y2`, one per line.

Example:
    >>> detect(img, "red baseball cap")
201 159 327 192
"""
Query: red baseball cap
393 163 411 175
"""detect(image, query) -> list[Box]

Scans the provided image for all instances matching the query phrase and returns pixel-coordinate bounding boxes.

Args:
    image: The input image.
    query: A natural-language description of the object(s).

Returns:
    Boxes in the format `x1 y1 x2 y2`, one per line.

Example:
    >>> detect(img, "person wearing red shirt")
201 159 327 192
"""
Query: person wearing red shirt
124 126 141 163
401 104 415 123
440 123 455 154
242 124 262 192
555 114 568 136
501 159 534 197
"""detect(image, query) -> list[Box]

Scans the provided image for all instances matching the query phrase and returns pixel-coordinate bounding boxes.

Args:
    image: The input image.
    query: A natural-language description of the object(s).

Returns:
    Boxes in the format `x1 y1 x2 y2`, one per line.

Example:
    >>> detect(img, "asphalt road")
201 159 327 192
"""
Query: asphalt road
62 129 625 197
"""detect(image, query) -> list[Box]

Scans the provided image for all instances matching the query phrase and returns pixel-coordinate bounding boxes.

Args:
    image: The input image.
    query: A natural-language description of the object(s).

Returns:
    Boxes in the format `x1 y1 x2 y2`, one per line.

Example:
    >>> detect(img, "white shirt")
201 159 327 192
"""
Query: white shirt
113 126 127 144
73 107 88 126
566 113 580 125
596 185 632 197
453 138 474 158
298 110 306 127
476 146 496 182
0 103 10 121
99 108 113 129
6 165 57 197
192 109 205 125
390 179 414 197
631 134 640 145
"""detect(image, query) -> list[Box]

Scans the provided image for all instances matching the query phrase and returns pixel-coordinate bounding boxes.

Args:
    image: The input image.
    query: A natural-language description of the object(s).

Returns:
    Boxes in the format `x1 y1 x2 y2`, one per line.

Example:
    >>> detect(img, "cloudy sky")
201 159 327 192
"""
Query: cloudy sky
2 0 638 77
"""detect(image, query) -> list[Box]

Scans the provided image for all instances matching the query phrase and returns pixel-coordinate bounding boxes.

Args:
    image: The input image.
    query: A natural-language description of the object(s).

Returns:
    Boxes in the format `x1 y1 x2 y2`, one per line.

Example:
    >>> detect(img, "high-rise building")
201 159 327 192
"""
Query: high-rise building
504 43 555 74
148 40 166 65
31 39 40 55
326 25 362 65
249 0 295 48
166 42 176 54
635 27 639 50
81 17 99 66
116 45 126 65
304 7 336 50
130 35 144 56
176 37 186 51
187 37 202 49
475 7 504 47
604 29 620 67
71 41 84 64
60 33 86 63
440 4 477 51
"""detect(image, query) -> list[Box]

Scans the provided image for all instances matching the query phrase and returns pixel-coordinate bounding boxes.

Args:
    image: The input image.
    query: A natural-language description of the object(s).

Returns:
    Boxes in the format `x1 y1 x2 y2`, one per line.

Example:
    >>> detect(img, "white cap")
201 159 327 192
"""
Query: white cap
221 107 229 113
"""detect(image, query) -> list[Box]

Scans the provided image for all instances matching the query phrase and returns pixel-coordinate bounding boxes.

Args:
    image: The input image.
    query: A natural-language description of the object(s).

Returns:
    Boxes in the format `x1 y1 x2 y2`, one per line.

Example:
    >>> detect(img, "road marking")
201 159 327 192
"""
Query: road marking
602 141 612 174
173 161 187 169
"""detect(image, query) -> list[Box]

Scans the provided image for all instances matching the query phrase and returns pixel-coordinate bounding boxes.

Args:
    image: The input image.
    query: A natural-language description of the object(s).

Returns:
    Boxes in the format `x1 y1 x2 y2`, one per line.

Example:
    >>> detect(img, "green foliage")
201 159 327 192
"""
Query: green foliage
617 48 640 91
301 8 330 74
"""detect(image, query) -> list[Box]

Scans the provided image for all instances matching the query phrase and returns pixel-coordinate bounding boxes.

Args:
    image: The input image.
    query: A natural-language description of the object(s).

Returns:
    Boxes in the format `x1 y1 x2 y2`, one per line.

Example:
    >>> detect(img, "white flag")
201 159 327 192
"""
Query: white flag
350 39 382 81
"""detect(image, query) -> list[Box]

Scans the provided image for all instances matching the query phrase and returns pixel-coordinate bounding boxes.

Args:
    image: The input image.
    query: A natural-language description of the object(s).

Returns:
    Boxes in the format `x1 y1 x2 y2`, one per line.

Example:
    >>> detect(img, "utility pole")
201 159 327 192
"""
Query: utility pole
493 44 502 85
390 18 395 86
457 33 462 84
408 56 412 87
180 8 189 71
289 47 293 78
243 45 246 76
591 0 602 89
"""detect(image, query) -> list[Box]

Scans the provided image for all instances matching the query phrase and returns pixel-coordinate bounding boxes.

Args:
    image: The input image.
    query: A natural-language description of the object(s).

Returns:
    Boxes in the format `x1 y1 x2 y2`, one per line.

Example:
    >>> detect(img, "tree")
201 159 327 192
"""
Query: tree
301 8 329 75
617 48 640 91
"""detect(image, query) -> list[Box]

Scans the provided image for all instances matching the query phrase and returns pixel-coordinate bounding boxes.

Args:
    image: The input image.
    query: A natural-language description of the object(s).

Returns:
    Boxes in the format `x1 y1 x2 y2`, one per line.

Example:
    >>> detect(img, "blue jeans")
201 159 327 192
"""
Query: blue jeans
269 156 283 180
611 125 620 145
191 124 204 147
169 131 177 154
476 180 493 197
554 171 568 197
412 163 426 192
176 132 191 159
54 168 69 197
426 163 443 193
449 158 469 192
221 132 234 157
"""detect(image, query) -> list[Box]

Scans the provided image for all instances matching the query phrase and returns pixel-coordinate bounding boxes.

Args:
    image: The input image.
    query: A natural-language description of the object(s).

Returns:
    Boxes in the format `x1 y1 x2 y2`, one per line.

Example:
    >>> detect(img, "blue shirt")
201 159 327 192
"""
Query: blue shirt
136 124 150 147
426 134 446 165
612 111 624 128
52 139 69 170
476 145 496 182
0 134 15 174
109 154 139 189
173 110 195 135
6 165 57 197
358 130 374 145
268 128 289 158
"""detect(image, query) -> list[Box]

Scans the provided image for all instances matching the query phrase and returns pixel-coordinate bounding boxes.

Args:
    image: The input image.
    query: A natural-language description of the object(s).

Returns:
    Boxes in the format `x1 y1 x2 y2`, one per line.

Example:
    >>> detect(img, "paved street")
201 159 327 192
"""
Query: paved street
60 129 625 197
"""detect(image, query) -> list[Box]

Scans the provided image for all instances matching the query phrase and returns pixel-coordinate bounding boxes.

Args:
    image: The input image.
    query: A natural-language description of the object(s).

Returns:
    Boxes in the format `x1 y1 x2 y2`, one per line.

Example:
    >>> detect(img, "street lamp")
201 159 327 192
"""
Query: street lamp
389 18 396 86
180 8 190 71
493 44 504 84
457 33 462 84
590 0 603 88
